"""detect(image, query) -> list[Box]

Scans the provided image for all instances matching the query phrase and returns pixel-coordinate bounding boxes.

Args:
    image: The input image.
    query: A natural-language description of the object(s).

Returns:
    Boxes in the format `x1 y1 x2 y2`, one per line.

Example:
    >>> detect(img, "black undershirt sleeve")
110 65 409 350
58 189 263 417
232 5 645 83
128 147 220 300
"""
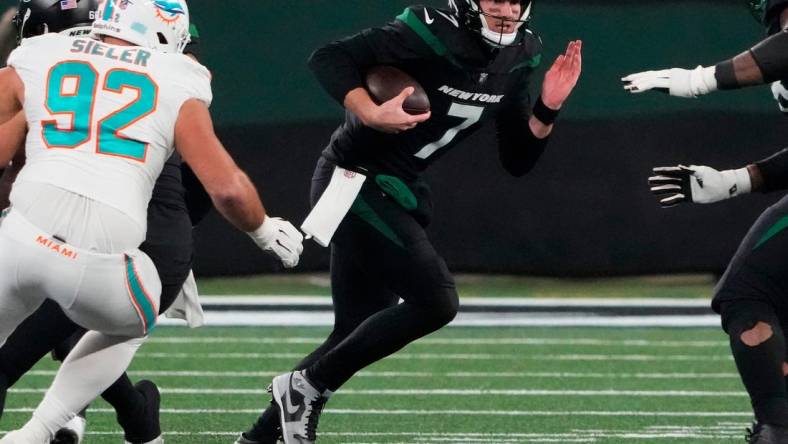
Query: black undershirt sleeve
307 20 428 105
755 148 788 192
181 162 213 226
495 68 549 177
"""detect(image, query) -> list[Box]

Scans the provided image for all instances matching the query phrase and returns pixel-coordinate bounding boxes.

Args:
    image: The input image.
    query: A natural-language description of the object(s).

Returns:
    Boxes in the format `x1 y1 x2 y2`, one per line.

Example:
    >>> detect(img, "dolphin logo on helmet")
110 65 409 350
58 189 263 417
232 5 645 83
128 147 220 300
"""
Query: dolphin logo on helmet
91 0 190 53
153 0 184 24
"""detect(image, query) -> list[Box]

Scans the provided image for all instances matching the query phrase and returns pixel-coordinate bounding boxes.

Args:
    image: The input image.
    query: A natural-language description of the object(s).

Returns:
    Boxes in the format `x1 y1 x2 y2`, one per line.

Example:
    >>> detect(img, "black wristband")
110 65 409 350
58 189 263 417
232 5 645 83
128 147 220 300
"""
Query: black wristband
714 60 738 90
532 96 560 125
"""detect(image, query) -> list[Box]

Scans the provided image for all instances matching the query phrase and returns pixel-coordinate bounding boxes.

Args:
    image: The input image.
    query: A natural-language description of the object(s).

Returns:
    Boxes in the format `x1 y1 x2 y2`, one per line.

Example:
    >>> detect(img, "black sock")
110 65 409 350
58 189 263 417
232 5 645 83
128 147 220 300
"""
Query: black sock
244 406 281 443
0 372 7 419
101 373 144 426
731 321 788 426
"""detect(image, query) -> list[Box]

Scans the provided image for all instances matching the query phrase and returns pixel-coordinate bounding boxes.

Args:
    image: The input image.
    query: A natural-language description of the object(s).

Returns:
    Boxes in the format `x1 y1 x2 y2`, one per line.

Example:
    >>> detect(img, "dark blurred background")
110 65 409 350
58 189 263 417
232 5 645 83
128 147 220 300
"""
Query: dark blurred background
3 0 786 276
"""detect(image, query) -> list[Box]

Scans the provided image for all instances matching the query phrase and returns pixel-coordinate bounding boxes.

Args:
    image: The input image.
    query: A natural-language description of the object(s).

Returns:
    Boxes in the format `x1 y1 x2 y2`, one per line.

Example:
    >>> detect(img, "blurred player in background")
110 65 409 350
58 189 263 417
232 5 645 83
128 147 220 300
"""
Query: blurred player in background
0 0 303 442
623 1 788 442
236 1 581 443
0 1 220 443
0 6 17 66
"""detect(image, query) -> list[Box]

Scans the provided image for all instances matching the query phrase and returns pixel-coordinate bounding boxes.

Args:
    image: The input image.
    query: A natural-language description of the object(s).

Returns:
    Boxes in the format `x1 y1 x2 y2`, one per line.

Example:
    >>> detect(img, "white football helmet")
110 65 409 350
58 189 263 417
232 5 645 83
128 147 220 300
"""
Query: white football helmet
449 0 532 47
91 0 190 53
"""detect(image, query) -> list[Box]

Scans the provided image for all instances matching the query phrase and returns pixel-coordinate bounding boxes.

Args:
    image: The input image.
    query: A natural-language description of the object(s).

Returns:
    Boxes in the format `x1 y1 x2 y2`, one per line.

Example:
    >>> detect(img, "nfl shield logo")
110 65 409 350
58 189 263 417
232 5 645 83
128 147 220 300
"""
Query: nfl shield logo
60 0 78 10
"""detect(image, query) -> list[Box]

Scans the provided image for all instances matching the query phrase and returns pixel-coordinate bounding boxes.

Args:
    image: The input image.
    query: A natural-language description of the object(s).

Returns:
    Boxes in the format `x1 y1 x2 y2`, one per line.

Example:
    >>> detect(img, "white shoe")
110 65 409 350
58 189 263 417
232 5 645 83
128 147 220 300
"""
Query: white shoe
270 371 330 444
51 415 86 444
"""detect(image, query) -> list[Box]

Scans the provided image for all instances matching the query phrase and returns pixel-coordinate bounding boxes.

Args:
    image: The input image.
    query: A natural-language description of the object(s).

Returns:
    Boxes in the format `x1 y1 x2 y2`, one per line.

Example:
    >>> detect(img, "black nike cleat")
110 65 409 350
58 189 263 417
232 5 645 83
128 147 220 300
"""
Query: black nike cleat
119 380 163 444
270 371 331 444
746 422 788 443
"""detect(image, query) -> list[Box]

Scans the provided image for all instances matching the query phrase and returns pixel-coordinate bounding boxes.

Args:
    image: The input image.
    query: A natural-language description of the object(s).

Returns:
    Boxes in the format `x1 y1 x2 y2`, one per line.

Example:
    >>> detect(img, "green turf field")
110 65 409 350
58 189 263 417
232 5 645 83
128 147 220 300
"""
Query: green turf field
2 325 753 443
197 274 716 299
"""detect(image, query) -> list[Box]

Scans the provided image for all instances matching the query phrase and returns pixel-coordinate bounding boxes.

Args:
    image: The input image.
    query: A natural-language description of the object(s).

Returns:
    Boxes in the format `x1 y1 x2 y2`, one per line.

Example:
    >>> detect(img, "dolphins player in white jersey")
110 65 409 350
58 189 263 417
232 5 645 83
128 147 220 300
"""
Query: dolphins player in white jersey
0 0 304 442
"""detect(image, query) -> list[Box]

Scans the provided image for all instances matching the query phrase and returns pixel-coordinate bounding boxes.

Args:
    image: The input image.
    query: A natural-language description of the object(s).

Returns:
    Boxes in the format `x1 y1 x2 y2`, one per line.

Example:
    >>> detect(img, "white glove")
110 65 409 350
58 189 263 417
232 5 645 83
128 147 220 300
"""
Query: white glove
247 216 304 268
648 165 751 207
622 66 718 98
771 80 788 113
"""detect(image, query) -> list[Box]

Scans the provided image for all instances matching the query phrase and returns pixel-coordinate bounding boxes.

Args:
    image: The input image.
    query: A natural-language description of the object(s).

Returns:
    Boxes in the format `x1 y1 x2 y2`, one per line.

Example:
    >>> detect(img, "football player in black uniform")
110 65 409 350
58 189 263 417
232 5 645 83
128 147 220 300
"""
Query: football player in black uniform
0 2 290 444
236 1 582 443
624 1 788 442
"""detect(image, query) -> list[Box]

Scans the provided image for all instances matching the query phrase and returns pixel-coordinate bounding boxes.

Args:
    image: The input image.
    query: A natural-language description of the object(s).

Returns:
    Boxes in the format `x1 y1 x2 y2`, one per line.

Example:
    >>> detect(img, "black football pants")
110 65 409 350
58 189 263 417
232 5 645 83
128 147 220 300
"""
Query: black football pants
713 194 788 426
302 157 459 390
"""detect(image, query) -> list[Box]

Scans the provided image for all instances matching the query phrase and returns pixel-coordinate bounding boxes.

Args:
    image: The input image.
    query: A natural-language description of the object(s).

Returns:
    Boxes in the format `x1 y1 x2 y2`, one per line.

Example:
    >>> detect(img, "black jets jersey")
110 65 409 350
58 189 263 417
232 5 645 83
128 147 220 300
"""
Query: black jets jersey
150 23 204 213
309 5 543 181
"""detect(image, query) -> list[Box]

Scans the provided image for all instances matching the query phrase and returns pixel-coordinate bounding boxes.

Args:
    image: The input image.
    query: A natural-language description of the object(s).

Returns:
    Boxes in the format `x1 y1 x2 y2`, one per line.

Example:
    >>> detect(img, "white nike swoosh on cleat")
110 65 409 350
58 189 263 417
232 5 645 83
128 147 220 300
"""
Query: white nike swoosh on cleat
286 396 301 415
285 381 301 415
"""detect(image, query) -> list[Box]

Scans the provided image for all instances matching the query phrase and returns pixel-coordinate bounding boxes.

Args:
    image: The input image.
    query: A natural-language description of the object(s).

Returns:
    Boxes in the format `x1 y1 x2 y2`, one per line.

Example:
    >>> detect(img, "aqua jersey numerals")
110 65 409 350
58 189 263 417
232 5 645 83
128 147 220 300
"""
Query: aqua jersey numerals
43 61 158 162
43 61 98 148
98 70 158 161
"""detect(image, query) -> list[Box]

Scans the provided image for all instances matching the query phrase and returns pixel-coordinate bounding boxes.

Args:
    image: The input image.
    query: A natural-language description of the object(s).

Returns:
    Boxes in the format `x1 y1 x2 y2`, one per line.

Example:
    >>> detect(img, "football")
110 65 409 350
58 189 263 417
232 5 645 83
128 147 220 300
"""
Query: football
364 65 431 115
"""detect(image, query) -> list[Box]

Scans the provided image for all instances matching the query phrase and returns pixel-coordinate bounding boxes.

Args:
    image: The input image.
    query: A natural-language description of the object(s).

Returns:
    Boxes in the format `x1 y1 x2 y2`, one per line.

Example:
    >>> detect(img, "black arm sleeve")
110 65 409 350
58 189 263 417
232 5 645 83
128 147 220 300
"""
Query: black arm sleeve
755 148 788 192
495 68 549 177
496 116 549 177
307 19 429 105
749 29 788 83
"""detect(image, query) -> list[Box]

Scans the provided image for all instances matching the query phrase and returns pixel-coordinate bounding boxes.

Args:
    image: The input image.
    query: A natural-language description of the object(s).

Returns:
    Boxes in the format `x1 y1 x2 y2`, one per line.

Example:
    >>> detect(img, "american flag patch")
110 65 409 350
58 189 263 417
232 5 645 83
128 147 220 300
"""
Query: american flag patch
60 0 78 10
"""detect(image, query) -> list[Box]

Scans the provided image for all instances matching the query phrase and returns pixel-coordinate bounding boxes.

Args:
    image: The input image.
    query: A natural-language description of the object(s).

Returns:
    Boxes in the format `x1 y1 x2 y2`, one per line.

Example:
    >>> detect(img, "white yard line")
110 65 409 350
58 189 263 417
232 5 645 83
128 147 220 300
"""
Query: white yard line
9 388 748 397
0 429 742 442
132 351 732 361
147 336 726 347
198 296 712 307
158 312 722 327
0 408 754 417
22 370 739 379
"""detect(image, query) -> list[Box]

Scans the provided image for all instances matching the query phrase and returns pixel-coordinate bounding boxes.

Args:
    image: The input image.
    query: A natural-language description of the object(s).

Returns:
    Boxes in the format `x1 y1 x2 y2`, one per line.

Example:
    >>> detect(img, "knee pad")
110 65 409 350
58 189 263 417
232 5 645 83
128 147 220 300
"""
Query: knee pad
720 300 778 337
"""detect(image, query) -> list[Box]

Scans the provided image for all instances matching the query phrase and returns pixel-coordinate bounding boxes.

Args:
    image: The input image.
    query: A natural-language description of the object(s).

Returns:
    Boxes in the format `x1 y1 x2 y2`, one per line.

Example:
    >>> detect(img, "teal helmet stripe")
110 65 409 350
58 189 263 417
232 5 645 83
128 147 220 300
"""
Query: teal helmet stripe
102 0 115 21
125 255 157 334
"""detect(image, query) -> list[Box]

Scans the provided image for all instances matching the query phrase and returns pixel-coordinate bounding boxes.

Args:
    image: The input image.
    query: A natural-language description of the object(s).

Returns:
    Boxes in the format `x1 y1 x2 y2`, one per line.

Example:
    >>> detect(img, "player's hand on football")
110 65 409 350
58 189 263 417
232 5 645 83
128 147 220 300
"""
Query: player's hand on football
622 66 716 98
248 216 304 268
366 87 431 134
648 165 751 208
541 40 582 109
